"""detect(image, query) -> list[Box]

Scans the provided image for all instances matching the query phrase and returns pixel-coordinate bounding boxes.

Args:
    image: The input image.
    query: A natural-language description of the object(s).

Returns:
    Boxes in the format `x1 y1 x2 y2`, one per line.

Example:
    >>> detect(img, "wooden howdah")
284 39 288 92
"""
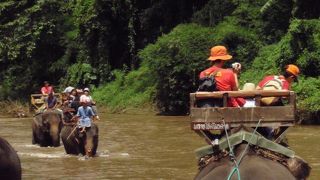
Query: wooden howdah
190 90 296 130
30 93 62 111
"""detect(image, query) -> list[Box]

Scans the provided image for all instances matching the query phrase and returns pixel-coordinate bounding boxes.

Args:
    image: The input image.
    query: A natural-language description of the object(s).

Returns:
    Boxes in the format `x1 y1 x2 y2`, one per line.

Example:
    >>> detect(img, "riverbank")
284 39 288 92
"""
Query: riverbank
0 100 157 118
1 99 318 124
0 100 30 118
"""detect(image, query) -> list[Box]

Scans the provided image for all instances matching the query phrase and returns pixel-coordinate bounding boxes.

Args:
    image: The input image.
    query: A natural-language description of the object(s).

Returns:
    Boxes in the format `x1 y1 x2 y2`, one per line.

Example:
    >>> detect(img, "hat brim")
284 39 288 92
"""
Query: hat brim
208 55 232 61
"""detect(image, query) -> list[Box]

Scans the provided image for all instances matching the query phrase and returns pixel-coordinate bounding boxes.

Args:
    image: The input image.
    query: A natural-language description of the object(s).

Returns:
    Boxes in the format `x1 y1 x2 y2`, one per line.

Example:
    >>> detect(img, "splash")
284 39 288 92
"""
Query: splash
18 152 68 158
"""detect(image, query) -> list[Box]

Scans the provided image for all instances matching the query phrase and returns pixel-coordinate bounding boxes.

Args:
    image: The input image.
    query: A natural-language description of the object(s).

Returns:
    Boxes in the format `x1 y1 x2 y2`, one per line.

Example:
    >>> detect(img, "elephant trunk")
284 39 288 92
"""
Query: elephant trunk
50 123 60 147
85 137 94 157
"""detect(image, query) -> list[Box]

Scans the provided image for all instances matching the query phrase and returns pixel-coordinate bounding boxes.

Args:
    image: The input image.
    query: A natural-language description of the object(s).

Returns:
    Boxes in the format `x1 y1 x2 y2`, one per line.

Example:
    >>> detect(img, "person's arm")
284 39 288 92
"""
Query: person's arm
229 72 239 91
52 98 58 109
41 87 47 95
71 109 81 122
231 63 242 91
89 107 99 121
233 73 240 91
44 98 49 109
90 96 96 105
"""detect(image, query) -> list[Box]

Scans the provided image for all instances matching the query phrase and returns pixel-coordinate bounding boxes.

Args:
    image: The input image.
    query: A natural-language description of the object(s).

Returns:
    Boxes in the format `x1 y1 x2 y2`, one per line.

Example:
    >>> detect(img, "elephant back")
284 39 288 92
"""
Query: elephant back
0 137 22 180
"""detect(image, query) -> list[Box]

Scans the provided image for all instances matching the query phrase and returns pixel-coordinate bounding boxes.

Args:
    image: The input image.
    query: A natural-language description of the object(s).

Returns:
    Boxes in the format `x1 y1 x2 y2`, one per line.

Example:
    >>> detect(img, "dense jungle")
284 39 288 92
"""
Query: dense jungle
1 0 320 123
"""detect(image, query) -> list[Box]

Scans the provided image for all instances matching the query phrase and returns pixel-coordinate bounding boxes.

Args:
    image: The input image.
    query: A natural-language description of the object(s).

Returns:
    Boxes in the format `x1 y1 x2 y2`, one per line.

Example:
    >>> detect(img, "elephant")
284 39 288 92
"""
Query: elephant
32 110 62 147
60 122 99 157
0 137 21 180
194 144 310 180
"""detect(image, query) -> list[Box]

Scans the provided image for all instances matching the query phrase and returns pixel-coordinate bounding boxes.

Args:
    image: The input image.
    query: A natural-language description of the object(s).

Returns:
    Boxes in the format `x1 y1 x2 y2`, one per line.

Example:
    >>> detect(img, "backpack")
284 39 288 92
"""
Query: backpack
260 76 284 105
197 70 219 92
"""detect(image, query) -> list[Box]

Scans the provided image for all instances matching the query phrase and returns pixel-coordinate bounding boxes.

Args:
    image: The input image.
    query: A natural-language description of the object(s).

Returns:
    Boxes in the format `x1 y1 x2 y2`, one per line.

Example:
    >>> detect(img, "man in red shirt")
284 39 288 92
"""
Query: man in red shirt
257 64 299 91
41 81 53 95
256 64 299 139
256 64 300 106
199 45 245 107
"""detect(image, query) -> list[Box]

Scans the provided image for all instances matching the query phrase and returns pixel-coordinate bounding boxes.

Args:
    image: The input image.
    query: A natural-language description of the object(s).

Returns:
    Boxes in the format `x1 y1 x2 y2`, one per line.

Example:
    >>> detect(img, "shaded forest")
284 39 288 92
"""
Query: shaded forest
1 0 320 122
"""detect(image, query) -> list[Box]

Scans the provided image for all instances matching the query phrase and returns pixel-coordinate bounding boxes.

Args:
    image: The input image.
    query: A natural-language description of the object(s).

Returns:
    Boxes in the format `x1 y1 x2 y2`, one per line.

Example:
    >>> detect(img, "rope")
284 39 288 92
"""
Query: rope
238 119 262 164
223 120 241 180
224 119 262 180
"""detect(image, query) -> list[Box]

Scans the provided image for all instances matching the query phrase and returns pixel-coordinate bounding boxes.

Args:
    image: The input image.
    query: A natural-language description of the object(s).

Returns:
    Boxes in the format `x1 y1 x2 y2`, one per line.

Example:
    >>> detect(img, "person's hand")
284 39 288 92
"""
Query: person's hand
232 62 242 74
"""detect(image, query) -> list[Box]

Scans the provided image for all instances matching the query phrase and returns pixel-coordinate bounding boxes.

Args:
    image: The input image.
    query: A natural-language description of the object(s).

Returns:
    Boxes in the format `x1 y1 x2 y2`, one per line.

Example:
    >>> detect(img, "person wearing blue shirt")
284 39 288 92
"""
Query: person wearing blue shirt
74 98 99 133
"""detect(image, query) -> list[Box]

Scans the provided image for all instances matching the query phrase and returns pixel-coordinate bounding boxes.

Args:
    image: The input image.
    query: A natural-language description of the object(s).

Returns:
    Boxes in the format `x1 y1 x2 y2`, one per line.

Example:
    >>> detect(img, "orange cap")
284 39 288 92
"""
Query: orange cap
286 64 300 76
208 46 232 61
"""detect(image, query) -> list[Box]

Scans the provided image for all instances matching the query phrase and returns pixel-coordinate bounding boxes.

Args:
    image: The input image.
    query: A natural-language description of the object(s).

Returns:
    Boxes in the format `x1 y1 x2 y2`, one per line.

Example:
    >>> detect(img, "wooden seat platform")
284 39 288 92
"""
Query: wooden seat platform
190 90 296 130
30 93 62 111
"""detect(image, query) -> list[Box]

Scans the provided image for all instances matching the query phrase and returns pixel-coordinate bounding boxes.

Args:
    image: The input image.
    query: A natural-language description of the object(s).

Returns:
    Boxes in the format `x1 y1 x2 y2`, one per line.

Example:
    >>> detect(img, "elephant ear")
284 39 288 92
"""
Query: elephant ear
34 114 44 127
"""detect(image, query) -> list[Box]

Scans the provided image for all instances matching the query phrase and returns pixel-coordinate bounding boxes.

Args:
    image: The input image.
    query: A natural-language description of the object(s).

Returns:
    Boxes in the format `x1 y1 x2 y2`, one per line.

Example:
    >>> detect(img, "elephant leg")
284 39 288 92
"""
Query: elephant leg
32 131 37 144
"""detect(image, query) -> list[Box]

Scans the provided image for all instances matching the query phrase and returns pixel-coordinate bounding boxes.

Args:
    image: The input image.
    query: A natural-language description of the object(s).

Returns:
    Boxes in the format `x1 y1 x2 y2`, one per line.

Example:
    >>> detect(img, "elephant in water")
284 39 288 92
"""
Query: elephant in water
60 122 99 157
32 110 62 147
0 137 21 180
194 144 310 180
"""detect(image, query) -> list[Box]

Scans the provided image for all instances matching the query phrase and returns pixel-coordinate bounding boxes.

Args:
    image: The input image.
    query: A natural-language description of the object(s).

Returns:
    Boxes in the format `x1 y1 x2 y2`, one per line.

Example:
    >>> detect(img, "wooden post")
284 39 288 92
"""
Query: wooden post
190 94 196 108
223 93 228 107
255 95 261 106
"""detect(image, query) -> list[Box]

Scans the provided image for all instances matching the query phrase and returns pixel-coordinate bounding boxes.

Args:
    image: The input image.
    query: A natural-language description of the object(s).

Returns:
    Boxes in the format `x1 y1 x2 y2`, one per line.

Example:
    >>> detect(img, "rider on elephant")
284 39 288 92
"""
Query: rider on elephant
45 91 64 120
80 88 98 117
72 97 99 133
256 64 300 140
41 81 54 96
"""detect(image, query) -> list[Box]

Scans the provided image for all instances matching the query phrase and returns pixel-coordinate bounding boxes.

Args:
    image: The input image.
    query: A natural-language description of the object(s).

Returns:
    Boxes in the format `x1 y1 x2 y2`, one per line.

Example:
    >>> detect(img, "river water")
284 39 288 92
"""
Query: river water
0 113 319 179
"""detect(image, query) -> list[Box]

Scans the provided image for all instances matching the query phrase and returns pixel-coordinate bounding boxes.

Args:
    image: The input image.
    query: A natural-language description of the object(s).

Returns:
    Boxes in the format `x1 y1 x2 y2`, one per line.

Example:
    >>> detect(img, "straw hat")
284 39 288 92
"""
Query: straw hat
242 83 256 91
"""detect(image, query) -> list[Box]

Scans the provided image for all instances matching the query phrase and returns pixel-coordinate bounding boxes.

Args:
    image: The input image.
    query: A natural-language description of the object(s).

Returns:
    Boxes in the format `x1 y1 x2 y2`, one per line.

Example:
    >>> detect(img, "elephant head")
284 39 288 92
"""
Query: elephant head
61 123 99 157
80 124 99 157
32 110 62 147
41 110 62 147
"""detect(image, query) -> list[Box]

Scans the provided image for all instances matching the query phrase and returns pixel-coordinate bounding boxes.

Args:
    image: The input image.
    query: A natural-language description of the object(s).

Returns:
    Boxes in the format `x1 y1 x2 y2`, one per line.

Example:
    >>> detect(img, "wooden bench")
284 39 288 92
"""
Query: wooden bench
190 90 296 130
30 93 63 111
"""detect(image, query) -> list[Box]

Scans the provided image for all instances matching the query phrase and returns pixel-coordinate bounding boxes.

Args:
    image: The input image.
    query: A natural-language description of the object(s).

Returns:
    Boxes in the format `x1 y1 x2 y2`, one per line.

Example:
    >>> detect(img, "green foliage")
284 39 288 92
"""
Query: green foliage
0 0 320 120
230 0 266 30
276 19 320 76
0 0 67 99
240 44 280 85
292 0 320 19
92 66 156 112
139 24 215 114
241 18 320 122
138 20 260 114
293 77 320 113
61 63 97 88
192 0 236 27
212 17 261 67
260 0 293 43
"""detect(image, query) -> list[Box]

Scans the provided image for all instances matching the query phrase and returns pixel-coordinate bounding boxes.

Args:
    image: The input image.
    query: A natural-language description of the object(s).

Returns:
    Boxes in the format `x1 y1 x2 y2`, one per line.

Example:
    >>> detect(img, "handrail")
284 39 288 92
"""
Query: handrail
192 90 292 99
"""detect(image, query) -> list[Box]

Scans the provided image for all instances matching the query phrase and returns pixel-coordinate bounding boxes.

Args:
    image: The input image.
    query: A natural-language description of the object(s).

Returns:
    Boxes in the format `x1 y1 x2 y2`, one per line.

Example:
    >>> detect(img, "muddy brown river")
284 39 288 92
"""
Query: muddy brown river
0 113 319 179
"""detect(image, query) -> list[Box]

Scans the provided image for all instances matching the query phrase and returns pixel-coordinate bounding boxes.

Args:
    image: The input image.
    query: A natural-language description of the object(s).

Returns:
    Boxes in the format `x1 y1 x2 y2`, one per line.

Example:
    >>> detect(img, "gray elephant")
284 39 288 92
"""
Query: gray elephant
32 110 62 147
194 144 310 180
60 122 99 157
0 137 21 180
